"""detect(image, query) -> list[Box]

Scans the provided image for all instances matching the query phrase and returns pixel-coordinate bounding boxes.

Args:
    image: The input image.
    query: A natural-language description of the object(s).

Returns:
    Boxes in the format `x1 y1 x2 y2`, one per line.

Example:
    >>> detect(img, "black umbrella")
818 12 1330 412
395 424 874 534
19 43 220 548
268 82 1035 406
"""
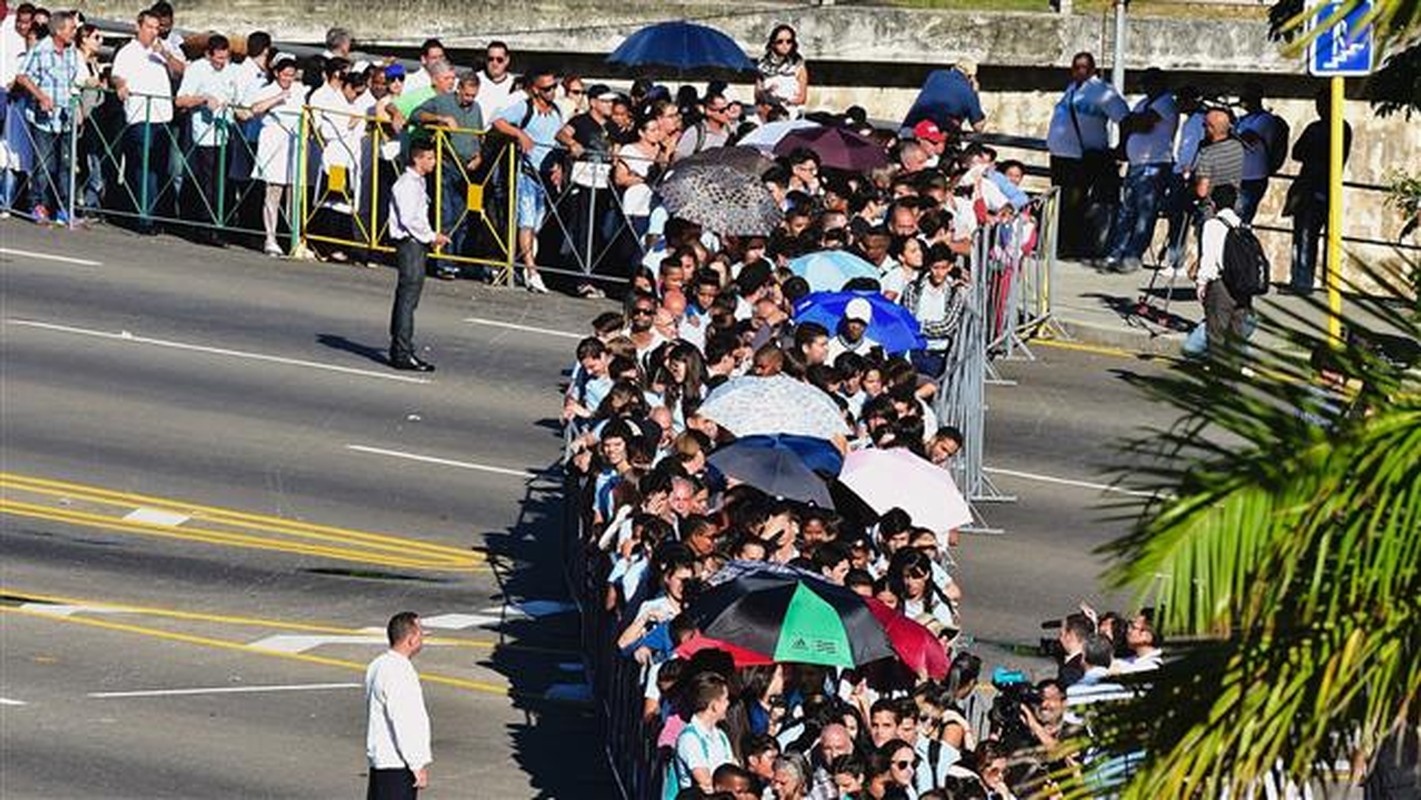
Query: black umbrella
706 437 833 507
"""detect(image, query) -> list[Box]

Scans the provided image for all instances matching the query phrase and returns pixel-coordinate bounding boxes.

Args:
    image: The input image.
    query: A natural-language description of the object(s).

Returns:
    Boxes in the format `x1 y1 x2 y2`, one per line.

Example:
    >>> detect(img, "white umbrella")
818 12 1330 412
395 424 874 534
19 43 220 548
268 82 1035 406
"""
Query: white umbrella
698 375 849 440
839 448 972 535
736 119 821 153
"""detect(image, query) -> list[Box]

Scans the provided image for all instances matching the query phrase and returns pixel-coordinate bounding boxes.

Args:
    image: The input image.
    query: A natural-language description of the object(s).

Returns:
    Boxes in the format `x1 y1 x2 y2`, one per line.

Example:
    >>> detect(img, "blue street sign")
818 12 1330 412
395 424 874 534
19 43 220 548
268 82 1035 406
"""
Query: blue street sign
1309 1 1375 77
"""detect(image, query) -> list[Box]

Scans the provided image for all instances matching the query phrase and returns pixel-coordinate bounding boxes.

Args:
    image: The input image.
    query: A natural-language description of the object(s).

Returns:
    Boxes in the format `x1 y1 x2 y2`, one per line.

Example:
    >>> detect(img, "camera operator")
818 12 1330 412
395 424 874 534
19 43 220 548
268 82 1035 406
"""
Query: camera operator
1116 610 1164 674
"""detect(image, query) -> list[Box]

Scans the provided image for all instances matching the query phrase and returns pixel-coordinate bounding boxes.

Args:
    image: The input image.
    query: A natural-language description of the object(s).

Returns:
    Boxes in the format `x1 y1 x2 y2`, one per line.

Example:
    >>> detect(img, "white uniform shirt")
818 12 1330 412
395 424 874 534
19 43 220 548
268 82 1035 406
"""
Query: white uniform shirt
403 68 431 96
388 167 436 245
475 71 517 124
177 57 240 146
1125 93 1178 166
112 39 175 124
0 17 26 89
364 650 432 771
1046 76 1129 158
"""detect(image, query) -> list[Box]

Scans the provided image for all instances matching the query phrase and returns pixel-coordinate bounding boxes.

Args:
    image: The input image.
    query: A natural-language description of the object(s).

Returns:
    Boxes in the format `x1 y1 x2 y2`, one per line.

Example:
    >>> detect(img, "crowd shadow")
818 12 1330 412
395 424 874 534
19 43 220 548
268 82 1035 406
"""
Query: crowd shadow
1082 291 1196 333
473 468 615 798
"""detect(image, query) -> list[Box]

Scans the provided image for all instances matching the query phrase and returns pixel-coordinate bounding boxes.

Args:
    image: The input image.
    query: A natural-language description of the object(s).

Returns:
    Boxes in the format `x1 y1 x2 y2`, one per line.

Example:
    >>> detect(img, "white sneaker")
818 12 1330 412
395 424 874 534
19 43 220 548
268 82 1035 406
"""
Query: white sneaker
525 271 549 294
264 240 283 258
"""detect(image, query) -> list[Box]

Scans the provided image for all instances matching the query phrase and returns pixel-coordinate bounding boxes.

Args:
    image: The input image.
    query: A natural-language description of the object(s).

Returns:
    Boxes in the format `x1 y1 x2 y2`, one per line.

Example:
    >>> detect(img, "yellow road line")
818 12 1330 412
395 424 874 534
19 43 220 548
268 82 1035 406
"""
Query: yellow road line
0 472 481 562
0 587 492 647
1033 338 1164 359
0 606 510 697
0 499 482 572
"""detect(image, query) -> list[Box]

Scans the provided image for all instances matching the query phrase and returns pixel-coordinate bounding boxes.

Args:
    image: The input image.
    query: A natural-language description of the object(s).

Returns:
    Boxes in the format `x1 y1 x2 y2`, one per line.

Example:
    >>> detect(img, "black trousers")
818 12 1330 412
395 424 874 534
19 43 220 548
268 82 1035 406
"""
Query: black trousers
367 767 418 800
390 238 427 360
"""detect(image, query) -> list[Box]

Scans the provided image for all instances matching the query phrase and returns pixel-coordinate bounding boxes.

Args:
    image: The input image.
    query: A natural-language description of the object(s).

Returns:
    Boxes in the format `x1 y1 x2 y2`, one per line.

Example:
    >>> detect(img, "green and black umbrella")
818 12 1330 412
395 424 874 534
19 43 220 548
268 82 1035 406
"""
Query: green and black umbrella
687 564 895 669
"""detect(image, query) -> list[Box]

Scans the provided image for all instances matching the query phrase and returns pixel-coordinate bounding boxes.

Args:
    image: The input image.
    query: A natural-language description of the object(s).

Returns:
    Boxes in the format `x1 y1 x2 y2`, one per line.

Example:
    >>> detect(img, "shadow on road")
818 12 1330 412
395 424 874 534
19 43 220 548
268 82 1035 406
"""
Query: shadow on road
316 333 390 366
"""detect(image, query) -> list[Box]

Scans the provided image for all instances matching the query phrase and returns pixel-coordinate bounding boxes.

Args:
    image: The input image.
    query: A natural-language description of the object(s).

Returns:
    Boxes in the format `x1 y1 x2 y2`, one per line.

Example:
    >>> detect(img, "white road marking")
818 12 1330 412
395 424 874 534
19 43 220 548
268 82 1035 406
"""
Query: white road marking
247 633 462 654
345 444 540 479
0 697 28 706
464 317 581 340
419 612 502 630
983 467 1161 499
6 320 431 385
122 507 191 527
18 603 127 618
87 682 360 699
0 247 102 266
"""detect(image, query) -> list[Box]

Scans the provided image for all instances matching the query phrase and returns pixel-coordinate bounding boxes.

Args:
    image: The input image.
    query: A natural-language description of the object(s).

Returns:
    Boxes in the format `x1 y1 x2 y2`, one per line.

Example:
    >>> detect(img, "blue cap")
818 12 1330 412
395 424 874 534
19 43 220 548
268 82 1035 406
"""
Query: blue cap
384 63 407 81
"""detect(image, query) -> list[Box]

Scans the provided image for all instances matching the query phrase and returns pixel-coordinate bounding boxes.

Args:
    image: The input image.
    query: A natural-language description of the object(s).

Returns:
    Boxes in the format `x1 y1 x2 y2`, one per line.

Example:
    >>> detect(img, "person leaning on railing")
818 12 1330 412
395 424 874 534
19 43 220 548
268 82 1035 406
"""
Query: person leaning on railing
173 33 240 245
411 68 482 277
12 9 78 224
236 52 301 257
110 8 181 233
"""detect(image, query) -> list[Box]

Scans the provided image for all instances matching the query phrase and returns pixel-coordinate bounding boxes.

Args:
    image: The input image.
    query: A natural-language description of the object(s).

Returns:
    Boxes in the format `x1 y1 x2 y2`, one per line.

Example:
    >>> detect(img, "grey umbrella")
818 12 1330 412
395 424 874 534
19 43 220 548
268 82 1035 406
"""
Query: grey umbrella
656 163 782 236
673 145 774 176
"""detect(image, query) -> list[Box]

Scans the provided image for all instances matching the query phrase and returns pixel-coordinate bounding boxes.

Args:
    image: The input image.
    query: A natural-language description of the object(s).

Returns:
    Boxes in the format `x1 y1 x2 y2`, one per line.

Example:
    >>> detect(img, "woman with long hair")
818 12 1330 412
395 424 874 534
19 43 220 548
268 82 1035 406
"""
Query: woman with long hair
657 342 707 433
886 548 957 635
756 24 808 118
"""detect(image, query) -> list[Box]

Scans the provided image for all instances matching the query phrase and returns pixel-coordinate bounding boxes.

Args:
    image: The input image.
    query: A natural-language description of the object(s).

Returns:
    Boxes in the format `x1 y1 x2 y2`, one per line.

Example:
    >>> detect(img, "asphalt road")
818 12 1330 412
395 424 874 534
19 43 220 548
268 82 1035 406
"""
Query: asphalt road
0 221 1180 798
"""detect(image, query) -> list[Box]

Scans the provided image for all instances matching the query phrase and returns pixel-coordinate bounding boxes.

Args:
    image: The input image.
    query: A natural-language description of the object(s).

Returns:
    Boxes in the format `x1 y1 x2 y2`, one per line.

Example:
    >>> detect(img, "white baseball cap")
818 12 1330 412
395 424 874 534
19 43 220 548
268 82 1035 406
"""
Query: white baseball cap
844 297 873 324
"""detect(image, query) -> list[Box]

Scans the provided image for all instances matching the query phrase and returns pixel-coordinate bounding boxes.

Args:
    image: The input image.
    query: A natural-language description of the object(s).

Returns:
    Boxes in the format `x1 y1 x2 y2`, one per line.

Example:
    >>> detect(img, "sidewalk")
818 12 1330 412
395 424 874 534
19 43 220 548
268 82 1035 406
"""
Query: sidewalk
1044 257 1413 357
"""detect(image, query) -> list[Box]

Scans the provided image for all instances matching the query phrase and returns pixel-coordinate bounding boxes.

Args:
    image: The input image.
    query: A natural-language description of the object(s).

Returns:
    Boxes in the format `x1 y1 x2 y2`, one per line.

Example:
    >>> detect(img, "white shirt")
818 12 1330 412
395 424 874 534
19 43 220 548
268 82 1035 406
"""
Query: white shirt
1046 76 1129 158
916 281 952 350
364 650 432 771
112 39 175 124
1125 93 1178 166
403 67 431 95
674 715 734 789
1118 647 1163 673
177 57 240 146
1237 109 1283 181
389 168 436 245
475 70 517 124
0 16 26 89
1195 207 1241 288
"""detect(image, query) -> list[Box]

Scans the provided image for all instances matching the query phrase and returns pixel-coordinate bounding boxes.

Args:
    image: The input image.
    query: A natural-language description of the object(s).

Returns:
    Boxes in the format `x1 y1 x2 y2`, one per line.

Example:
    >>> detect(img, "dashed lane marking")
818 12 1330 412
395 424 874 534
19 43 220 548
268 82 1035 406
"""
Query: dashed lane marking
346 444 544 480
0 697 28 706
982 467 1162 499
6 319 431 384
463 317 582 340
0 247 102 266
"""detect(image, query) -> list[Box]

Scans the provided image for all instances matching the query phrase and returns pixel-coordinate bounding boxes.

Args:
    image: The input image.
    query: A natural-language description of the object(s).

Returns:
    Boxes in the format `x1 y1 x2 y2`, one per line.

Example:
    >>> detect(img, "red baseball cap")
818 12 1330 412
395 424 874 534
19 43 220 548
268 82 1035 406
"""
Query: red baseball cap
913 119 947 144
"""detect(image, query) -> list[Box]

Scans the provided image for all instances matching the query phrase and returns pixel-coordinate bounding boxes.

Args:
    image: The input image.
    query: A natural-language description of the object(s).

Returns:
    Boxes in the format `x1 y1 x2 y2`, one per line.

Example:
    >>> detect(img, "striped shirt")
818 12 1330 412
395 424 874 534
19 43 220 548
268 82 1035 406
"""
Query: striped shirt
1193 136 1245 192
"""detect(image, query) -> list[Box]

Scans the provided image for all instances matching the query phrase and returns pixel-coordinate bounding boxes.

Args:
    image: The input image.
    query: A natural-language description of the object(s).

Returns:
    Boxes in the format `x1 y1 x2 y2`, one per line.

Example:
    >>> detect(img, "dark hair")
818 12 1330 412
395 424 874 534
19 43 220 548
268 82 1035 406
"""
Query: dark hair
1084 633 1114 668
420 37 444 57
150 1 175 18
246 31 271 59
487 40 509 55
764 23 802 63
386 611 420 645
1210 183 1239 211
811 541 850 574
206 34 230 54
869 697 900 723
686 670 729 714
795 321 830 352
1063 612 1094 643
408 139 435 159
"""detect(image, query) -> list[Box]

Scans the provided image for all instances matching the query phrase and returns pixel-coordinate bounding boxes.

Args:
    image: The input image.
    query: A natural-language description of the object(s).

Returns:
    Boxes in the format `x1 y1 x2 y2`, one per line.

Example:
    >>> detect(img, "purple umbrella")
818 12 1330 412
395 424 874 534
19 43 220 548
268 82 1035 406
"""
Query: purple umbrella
773 127 888 173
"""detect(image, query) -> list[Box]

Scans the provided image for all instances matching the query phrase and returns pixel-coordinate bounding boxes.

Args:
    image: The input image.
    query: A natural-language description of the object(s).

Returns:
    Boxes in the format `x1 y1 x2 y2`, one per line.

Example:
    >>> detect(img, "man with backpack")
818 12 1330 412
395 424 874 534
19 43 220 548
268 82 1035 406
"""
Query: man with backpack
1235 85 1289 224
1192 184 1268 360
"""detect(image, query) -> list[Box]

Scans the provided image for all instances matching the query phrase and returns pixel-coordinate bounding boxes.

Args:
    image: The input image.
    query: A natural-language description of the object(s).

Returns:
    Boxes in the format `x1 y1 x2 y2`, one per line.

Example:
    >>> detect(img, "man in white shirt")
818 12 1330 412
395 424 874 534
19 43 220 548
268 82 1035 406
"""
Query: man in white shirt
474 40 517 124
1191 184 1251 359
386 140 449 372
175 34 240 242
403 38 444 96
150 1 187 73
111 9 181 231
1102 68 1177 273
675 671 737 793
1045 51 1128 259
365 612 433 799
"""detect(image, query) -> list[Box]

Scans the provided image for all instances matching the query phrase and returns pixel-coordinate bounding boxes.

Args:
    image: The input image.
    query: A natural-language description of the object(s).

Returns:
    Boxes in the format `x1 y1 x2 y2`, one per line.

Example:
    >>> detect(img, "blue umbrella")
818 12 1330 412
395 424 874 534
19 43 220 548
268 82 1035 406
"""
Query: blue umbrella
608 21 756 73
787 250 881 293
734 434 844 478
707 438 832 507
793 290 926 354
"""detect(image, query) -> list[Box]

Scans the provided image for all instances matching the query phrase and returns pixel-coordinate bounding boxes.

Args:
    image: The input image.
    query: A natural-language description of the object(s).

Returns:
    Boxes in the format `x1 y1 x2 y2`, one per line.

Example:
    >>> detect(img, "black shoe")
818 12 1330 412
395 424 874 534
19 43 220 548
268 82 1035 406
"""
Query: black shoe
390 355 435 372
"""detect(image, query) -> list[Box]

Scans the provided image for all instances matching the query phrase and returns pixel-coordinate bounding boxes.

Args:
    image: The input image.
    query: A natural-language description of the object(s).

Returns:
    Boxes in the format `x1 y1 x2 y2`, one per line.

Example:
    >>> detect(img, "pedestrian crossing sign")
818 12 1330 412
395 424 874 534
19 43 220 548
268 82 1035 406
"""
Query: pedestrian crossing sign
1308 0 1374 77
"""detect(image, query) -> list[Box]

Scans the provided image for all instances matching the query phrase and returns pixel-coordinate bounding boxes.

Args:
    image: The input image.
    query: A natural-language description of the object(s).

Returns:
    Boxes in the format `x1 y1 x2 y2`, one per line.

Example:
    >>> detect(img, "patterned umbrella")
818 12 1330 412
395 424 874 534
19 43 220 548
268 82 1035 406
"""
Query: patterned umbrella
673 145 772 176
657 163 782 236
698 375 850 440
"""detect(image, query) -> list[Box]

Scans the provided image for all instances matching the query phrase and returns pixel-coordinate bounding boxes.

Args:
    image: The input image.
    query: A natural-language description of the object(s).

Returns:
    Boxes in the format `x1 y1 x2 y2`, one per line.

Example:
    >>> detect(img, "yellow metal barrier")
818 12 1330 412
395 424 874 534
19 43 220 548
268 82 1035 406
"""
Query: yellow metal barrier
428 124 517 286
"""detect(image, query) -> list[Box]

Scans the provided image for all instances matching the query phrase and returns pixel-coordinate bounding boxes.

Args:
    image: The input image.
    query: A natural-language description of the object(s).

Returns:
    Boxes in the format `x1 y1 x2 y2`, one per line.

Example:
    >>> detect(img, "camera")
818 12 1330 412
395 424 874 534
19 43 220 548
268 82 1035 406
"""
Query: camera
988 668 1042 751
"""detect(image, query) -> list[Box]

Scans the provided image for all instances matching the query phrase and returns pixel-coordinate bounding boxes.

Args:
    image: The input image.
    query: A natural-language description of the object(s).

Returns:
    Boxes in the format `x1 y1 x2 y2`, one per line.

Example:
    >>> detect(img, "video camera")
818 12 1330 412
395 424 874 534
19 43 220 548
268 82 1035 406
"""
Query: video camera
988 667 1042 751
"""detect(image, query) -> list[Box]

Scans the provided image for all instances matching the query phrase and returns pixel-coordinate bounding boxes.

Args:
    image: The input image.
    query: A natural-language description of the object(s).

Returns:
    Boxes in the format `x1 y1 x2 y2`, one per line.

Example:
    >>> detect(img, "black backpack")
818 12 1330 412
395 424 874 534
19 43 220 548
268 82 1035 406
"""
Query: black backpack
1221 220 1270 305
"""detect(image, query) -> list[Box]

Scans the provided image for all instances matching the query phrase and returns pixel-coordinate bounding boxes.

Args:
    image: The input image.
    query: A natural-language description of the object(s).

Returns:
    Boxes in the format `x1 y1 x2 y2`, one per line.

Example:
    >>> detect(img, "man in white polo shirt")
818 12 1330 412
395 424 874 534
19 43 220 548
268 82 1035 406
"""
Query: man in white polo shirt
475 40 518 123
111 8 181 231
175 33 240 242
1046 51 1128 259
365 612 432 799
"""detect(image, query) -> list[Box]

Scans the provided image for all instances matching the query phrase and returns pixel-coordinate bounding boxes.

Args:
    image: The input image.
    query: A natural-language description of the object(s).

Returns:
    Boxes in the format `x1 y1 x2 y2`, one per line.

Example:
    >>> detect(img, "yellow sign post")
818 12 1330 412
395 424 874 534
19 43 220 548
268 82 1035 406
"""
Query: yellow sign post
1326 75 1344 346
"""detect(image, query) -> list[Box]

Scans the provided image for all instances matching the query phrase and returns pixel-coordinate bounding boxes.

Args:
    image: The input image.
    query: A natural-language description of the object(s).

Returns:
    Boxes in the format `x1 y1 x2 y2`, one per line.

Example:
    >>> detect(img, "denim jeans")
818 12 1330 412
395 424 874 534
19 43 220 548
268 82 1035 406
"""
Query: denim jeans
1290 187 1328 291
28 124 71 213
1107 163 1168 261
123 123 170 225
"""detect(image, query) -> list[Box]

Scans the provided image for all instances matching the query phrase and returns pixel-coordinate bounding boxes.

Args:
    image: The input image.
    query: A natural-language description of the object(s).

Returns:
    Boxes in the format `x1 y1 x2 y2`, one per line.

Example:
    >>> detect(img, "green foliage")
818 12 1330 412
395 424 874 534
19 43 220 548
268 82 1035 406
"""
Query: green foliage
1073 263 1421 797
1385 168 1421 240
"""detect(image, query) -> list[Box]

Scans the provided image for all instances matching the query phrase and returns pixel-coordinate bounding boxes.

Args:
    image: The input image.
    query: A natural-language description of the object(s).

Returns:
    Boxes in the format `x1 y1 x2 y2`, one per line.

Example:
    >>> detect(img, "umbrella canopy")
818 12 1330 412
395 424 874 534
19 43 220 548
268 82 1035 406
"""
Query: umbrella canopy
673 633 775 668
794 290 927 355
736 119 821 153
839 448 973 535
708 437 833 506
866 598 950 680
786 250 881 294
658 163 782 236
608 20 756 73
688 568 895 669
698 375 850 440
672 145 773 176
735 434 844 477
773 126 888 173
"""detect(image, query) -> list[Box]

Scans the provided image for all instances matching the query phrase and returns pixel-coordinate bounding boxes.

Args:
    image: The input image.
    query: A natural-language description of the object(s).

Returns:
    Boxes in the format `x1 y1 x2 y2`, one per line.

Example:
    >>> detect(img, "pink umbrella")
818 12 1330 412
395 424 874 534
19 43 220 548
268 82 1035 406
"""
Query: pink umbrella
839 448 973 535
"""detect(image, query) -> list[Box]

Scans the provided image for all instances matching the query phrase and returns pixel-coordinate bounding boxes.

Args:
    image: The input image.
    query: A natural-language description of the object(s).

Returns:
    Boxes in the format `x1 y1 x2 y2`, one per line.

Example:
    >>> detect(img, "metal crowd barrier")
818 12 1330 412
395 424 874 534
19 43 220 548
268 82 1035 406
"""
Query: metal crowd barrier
562 469 665 800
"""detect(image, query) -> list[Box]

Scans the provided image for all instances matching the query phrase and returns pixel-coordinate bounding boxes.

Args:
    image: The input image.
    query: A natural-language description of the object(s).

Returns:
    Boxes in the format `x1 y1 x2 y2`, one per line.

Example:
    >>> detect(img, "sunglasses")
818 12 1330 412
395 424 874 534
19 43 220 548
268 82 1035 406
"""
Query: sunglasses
893 759 916 770
487 54 508 62
632 307 655 316
775 37 794 44
567 88 584 95
535 83 557 93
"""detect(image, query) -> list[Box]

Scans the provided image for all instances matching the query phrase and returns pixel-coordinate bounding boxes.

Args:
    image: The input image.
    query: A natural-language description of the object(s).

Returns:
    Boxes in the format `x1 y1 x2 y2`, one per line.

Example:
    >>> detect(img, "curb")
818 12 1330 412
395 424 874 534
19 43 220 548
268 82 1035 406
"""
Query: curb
1051 316 1184 357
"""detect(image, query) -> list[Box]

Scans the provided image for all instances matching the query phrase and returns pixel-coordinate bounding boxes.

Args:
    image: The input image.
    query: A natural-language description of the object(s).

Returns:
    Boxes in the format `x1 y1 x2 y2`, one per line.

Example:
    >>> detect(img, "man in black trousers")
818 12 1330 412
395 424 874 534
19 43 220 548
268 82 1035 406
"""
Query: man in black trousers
386 140 448 371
